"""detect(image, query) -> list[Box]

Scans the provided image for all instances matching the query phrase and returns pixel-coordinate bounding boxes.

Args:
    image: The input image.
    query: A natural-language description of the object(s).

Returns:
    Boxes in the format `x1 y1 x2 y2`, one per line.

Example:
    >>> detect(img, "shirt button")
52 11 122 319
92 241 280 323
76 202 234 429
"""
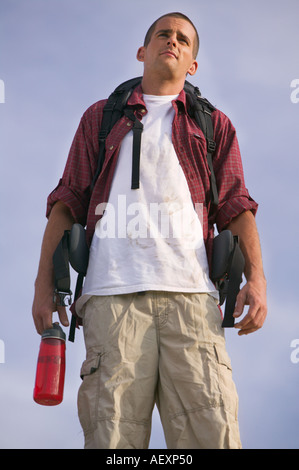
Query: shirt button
141 109 146 114
109 145 114 150
127 122 132 127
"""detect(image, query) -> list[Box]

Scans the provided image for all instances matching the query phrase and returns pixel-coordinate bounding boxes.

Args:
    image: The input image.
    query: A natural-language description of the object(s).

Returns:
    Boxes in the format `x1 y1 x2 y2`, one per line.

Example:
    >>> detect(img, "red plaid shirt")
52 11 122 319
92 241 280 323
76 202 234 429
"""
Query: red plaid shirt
47 84 257 269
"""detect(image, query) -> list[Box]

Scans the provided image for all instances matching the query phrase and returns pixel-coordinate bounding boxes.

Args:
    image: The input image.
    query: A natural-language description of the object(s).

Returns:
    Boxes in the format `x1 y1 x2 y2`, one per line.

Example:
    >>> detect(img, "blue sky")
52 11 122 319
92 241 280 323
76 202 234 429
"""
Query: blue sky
0 0 299 449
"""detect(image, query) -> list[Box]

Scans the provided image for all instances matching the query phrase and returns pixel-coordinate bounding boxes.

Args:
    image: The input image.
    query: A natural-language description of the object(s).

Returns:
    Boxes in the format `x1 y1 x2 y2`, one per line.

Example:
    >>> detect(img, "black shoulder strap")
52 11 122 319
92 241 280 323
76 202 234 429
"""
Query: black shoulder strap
91 77 143 190
184 81 219 206
211 230 245 327
52 230 72 307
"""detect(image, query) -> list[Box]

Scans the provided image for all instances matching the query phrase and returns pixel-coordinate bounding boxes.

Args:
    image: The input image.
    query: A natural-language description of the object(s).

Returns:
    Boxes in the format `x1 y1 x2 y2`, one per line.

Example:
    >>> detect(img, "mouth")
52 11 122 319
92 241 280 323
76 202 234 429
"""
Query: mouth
160 50 178 59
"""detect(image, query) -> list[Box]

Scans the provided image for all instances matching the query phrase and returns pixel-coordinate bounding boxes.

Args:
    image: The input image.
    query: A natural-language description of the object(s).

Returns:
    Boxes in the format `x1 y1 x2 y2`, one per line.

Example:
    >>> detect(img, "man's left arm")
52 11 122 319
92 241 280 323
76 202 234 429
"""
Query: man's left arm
227 210 267 336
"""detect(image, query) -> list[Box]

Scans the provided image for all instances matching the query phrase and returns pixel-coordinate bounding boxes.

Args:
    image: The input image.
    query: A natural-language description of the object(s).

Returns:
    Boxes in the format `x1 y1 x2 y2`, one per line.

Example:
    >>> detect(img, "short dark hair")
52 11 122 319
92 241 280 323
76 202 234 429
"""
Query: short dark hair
143 12 200 59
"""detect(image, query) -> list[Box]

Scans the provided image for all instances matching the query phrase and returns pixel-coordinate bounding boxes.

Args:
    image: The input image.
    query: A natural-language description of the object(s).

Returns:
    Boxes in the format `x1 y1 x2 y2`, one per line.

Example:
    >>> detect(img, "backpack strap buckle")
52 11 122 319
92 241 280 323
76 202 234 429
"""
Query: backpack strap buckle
98 129 109 142
53 289 72 307
207 138 216 153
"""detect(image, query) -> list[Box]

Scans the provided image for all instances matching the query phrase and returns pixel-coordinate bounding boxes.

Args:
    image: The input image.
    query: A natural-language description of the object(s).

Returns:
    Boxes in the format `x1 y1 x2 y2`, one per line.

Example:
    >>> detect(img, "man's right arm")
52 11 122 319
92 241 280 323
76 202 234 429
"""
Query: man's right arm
32 201 75 335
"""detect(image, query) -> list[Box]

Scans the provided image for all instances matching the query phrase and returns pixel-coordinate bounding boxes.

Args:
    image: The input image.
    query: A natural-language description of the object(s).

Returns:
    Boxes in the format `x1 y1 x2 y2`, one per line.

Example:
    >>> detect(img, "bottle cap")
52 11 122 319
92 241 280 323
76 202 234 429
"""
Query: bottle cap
42 323 66 341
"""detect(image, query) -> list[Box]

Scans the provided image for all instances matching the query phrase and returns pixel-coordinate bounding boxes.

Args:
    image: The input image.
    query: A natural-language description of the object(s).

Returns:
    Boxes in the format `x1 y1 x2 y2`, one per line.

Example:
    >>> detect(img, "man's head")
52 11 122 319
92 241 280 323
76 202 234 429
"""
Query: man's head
143 12 200 60
137 13 199 93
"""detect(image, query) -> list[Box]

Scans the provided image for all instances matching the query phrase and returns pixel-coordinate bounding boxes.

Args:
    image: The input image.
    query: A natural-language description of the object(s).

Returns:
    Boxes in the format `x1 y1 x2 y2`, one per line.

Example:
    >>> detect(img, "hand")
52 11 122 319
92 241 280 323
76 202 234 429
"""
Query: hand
233 276 267 336
32 280 69 335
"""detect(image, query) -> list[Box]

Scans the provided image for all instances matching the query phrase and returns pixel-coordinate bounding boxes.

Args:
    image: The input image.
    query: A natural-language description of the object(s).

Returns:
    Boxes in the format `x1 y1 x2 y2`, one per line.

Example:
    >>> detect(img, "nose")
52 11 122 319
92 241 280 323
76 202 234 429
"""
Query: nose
167 34 177 48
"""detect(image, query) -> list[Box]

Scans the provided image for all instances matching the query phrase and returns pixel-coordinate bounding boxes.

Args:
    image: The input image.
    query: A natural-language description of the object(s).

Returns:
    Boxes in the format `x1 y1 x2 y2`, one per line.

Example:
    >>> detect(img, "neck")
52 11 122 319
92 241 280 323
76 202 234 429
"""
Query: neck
141 74 185 96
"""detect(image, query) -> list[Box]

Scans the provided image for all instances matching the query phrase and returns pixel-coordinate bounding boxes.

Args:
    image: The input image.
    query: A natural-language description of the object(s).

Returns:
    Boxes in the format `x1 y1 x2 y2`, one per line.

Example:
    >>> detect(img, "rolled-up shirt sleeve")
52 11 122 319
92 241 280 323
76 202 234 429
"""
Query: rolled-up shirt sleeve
46 102 102 225
46 178 89 226
212 110 258 231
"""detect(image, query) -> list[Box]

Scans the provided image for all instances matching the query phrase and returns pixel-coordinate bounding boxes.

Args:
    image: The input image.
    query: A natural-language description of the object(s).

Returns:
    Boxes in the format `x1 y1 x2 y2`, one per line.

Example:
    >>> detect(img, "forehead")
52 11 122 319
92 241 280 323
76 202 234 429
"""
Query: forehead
153 16 196 41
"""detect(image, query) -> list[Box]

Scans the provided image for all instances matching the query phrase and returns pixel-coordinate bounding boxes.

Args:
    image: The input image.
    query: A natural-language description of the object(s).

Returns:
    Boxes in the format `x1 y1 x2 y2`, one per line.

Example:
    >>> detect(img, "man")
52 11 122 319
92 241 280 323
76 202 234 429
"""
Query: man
32 12 267 449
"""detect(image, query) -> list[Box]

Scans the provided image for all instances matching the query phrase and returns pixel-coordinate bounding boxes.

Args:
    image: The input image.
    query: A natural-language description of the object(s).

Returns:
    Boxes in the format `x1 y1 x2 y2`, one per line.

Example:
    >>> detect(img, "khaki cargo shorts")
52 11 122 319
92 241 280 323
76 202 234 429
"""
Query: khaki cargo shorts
77 291 241 449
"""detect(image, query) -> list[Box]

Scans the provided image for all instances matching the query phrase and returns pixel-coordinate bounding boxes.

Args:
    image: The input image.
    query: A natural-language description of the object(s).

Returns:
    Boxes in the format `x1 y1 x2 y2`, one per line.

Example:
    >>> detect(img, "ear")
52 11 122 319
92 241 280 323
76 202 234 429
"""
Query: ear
187 60 198 77
137 46 145 63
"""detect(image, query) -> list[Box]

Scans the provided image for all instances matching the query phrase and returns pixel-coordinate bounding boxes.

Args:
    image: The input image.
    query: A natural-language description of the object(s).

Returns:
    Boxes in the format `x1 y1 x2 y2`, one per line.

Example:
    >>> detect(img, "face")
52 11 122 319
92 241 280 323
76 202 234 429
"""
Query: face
137 16 198 83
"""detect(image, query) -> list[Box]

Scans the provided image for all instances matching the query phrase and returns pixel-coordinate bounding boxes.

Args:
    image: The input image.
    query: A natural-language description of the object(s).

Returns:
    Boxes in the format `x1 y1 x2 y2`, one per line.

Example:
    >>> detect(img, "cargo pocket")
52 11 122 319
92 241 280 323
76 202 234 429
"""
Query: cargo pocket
80 352 102 380
214 343 239 420
78 351 103 435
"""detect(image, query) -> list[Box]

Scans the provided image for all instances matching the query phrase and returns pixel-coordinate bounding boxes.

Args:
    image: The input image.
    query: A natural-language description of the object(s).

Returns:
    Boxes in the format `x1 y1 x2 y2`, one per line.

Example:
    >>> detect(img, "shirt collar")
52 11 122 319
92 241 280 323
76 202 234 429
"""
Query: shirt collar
127 83 188 114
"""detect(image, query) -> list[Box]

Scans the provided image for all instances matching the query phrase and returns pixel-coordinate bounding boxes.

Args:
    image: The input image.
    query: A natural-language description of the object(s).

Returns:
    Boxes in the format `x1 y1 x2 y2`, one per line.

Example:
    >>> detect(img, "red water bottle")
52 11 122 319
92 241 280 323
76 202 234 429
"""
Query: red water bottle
33 323 66 406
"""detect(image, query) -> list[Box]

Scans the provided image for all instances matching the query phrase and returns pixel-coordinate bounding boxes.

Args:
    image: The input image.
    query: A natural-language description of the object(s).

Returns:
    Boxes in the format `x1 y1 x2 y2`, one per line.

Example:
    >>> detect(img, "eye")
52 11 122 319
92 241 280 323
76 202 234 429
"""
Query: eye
179 37 189 45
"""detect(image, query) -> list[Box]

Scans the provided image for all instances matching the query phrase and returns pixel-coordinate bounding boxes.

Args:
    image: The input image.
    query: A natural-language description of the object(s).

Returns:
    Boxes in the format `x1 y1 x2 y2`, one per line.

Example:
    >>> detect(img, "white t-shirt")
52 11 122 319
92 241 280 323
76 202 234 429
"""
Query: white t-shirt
76 94 217 315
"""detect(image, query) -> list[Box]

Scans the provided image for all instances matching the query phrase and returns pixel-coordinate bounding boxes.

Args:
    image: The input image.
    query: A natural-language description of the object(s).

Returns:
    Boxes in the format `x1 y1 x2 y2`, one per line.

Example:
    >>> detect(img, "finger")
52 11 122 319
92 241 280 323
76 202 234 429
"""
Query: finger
237 325 259 336
233 289 247 318
235 294 260 326
33 309 53 335
57 306 69 327
237 316 262 335
235 304 264 335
